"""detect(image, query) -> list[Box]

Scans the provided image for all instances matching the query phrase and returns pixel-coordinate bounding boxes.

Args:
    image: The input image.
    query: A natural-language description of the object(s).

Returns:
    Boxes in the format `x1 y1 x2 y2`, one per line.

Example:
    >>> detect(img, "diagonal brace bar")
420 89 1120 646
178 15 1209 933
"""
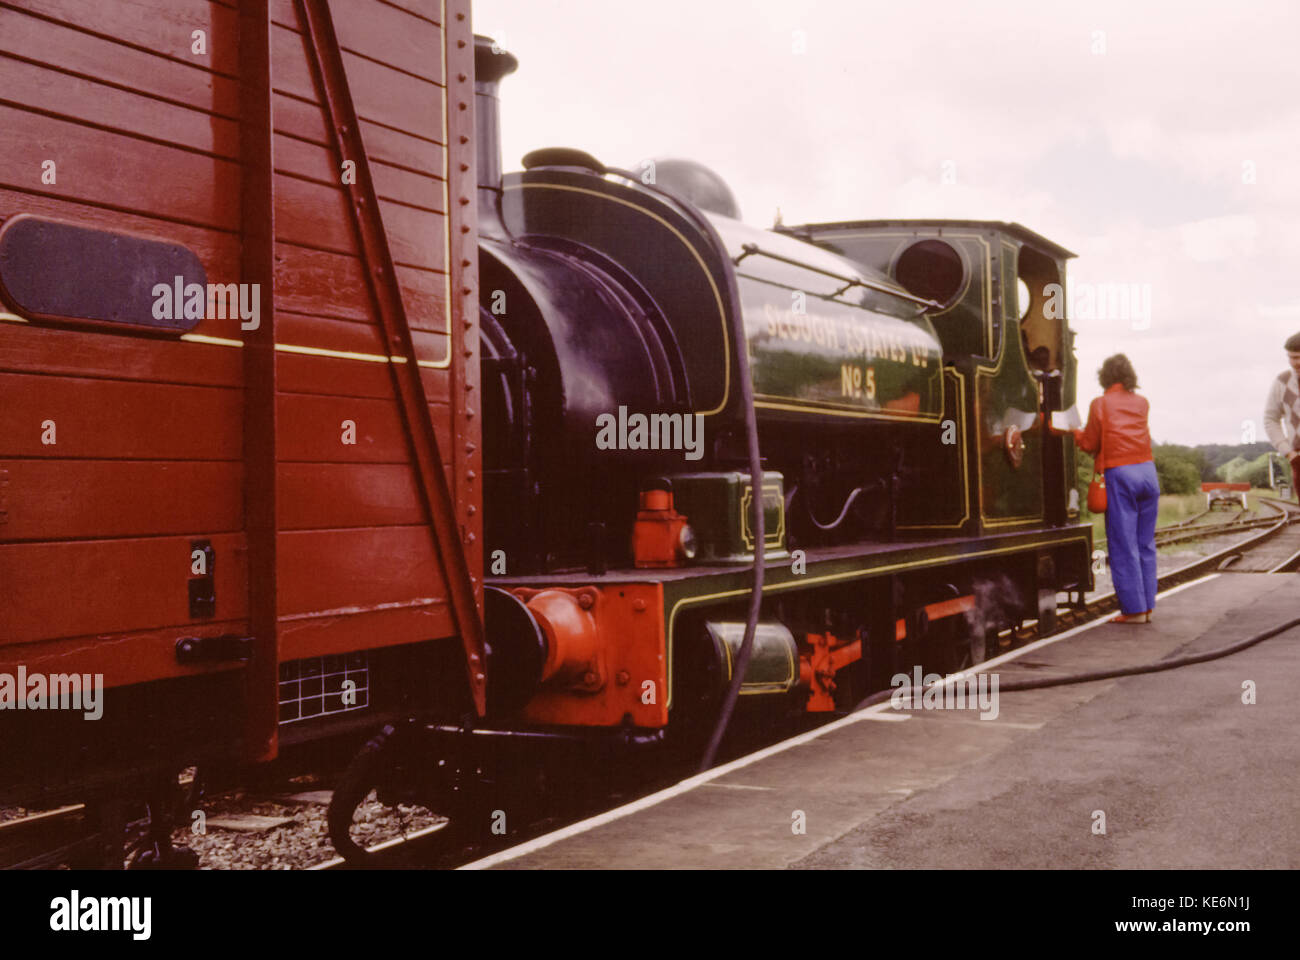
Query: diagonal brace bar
295 0 488 715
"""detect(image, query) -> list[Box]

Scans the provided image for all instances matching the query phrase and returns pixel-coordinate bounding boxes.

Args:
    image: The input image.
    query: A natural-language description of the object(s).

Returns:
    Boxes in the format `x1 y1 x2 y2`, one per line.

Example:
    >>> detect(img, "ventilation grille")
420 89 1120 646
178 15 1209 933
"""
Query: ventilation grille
278 652 370 725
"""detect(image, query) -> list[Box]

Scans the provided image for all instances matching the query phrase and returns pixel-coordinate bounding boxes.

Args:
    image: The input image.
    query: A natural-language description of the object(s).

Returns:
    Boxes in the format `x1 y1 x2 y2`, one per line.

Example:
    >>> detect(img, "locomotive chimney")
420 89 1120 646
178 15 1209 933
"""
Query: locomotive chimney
474 35 518 238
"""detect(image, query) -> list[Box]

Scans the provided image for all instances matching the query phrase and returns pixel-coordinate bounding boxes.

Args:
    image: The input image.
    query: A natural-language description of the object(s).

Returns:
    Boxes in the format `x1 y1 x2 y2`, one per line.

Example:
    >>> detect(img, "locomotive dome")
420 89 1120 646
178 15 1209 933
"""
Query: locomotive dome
647 158 742 220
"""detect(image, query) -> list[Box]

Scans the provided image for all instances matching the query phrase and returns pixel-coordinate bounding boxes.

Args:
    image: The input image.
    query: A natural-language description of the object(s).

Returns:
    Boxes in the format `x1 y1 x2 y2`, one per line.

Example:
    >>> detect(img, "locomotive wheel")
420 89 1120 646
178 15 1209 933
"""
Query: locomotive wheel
926 614 990 675
918 582 985 676
327 726 457 865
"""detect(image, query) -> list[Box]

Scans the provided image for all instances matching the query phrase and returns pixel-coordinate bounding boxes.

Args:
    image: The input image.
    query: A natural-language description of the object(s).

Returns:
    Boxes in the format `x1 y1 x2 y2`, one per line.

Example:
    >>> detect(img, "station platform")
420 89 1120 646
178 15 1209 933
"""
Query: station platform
465 572 1300 870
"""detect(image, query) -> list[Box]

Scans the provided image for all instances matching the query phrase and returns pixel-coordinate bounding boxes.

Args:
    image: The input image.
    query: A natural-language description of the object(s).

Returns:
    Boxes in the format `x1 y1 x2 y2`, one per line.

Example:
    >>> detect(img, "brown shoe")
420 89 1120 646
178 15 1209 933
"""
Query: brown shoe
1112 613 1148 624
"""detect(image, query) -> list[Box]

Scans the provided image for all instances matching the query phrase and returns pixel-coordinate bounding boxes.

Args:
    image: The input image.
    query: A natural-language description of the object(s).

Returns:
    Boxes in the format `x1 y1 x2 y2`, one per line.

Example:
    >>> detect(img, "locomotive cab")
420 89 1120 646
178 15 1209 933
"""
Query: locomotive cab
778 219 1082 532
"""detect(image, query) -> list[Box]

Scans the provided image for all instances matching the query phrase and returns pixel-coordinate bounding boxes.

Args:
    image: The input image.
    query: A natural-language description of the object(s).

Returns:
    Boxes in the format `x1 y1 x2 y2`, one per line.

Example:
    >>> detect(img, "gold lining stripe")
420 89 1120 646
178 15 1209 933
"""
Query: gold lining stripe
896 366 972 530
505 181 731 416
754 398 943 423
3 319 451 367
737 269 945 420
999 239 1039 382
176 334 449 368
739 481 786 551
181 332 243 348
270 340 394 363
829 230 1044 526
716 624 798 695
828 230 992 357
664 532 1092 708
6 318 446 367
977 239 1046 526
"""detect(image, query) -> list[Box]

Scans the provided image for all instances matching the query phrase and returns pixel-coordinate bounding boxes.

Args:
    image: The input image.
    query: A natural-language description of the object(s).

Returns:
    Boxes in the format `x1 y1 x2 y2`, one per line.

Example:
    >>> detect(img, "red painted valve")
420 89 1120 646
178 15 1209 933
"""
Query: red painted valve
631 479 696 568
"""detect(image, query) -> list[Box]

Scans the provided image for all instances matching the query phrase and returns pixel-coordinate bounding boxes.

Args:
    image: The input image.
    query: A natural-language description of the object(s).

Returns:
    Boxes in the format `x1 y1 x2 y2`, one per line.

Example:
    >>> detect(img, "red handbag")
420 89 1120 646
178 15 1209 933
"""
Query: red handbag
1087 397 1107 513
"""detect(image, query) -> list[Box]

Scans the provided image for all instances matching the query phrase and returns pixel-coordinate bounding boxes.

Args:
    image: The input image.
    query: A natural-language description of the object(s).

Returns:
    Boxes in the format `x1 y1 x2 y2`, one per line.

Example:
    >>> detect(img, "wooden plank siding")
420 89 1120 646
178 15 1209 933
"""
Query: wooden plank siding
0 0 481 705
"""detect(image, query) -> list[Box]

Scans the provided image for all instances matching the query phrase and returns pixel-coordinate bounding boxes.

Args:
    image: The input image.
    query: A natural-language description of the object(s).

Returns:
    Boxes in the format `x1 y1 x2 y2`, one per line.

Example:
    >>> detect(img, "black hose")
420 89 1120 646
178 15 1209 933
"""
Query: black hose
849 612 1300 714
327 724 395 864
696 270 765 773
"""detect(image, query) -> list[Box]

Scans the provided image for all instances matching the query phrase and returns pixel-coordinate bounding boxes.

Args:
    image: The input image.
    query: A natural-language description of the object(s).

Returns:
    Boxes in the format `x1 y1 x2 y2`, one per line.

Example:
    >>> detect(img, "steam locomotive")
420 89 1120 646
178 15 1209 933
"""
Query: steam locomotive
320 36 1095 855
468 36 1091 727
0 0 1091 866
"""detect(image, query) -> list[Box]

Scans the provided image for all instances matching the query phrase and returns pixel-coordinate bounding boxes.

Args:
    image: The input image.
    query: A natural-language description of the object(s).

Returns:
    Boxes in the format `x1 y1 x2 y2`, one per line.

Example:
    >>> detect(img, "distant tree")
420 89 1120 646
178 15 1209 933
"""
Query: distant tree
1152 443 1207 480
1153 447 1201 494
1242 452 1274 488
1217 456 1250 483
1069 441 1273 512
1201 443 1272 479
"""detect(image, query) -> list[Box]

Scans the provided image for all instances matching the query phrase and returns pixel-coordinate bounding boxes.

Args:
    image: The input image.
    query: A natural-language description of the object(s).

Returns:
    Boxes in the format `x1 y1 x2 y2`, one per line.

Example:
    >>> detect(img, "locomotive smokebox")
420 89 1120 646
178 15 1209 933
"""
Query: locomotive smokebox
474 35 518 236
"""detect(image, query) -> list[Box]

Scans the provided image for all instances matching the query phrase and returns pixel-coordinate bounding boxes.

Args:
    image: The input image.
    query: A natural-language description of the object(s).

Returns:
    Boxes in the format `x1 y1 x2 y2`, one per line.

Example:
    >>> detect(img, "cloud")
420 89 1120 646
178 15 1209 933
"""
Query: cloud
475 0 1300 444
1179 215 1258 263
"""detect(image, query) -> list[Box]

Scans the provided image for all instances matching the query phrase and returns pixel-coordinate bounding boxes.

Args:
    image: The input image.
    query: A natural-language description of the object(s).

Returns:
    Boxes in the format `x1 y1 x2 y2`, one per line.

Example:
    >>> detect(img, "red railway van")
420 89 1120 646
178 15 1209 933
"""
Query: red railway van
0 0 483 802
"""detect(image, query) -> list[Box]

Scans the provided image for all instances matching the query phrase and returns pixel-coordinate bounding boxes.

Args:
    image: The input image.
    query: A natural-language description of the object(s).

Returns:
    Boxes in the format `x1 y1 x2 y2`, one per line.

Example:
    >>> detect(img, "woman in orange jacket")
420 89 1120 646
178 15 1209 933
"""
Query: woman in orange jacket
1074 354 1158 623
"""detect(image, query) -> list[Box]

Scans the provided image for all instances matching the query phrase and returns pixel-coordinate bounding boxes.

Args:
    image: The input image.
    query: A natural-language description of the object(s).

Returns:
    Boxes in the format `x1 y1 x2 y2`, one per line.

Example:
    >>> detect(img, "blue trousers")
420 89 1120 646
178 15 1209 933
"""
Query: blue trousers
1104 461 1160 615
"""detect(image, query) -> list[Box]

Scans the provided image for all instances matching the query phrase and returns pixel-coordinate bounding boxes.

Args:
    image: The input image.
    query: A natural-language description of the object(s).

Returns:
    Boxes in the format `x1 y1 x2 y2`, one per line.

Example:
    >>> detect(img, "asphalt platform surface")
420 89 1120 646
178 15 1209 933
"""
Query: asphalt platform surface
478 573 1300 869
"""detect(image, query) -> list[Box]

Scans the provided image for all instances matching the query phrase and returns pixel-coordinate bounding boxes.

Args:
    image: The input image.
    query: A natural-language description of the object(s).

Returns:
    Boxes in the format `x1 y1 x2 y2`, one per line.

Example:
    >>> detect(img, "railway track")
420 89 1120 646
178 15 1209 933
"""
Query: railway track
1171 507 1212 527
1154 502 1274 546
12 498 1298 871
1099 501 1254 551
1217 497 1300 572
1151 506 1260 548
312 495 1300 871
1055 496 1299 632
0 805 97 869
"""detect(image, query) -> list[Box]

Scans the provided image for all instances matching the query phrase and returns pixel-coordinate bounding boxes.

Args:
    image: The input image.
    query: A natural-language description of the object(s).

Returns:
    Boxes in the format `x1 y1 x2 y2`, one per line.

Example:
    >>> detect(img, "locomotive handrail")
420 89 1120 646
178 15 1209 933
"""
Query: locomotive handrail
732 242 943 310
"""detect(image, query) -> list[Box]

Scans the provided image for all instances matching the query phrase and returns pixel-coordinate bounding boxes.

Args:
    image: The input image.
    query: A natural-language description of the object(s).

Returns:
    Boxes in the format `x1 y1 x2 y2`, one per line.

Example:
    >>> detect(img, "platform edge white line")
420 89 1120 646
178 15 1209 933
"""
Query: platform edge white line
458 573 1220 870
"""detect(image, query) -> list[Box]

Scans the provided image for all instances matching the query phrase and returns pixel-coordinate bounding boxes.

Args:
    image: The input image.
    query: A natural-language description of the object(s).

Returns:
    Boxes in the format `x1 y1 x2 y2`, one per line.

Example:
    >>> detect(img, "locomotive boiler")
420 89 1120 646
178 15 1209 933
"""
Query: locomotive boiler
475 41 950 577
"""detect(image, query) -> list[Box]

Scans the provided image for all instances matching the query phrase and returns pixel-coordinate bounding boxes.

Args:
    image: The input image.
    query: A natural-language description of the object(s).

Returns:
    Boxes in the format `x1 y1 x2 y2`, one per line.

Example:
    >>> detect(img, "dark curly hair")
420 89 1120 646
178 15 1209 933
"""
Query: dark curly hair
1098 354 1138 391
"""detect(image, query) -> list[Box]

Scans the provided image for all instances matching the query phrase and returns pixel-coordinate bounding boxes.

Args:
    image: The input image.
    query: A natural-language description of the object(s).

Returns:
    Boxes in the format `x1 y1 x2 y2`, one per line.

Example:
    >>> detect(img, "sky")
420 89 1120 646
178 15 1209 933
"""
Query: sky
473 0 1300 446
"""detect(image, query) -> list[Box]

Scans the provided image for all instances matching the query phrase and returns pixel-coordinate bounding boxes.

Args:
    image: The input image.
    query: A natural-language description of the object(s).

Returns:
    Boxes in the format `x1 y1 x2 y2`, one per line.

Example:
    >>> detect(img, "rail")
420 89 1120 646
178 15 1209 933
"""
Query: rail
0 805 95 869
1060 497 1300 629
